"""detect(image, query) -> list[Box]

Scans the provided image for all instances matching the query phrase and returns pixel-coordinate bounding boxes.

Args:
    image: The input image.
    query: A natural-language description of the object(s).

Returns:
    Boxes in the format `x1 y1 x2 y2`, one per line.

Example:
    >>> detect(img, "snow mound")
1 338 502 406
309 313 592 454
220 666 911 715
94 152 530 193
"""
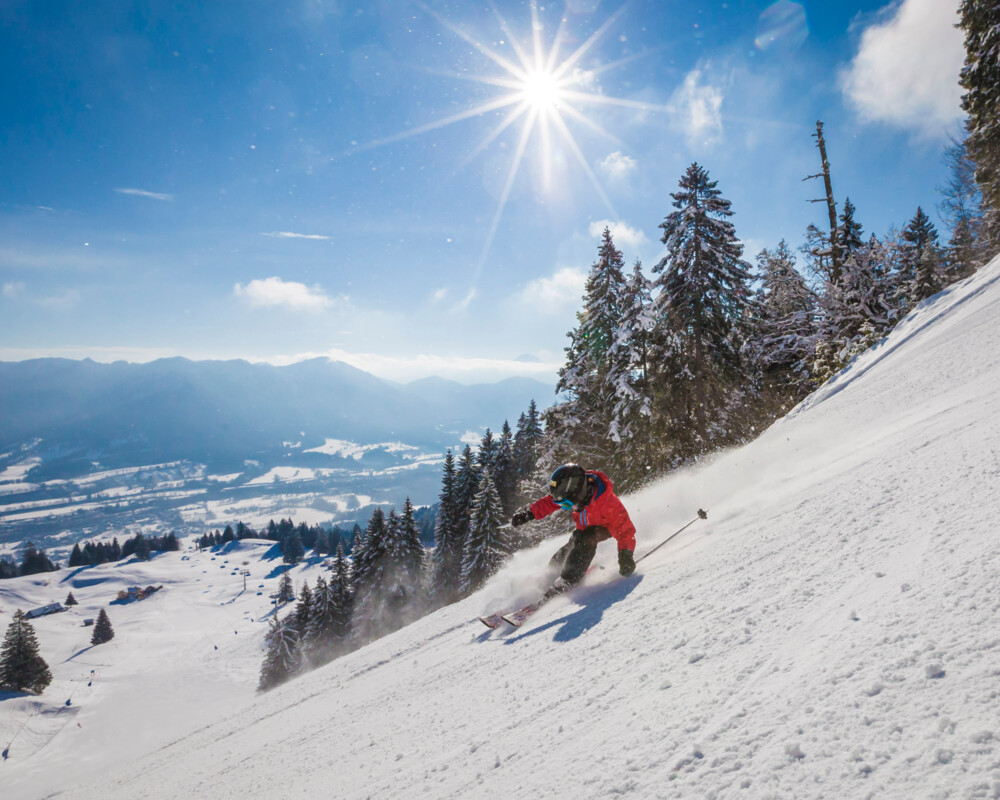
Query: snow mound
9 254 1000 799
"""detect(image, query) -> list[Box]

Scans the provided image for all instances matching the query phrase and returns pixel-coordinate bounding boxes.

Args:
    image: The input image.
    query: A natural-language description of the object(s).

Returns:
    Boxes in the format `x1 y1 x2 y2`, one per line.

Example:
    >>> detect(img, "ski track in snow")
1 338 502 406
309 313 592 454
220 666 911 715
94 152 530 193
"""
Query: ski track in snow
3 257 1000 799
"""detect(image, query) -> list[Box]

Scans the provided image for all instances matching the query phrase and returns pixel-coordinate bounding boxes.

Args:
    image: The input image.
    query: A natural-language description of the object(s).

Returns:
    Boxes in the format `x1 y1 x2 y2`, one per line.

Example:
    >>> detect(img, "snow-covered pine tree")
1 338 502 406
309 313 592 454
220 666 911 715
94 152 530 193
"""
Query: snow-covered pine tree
352 508 392 642
888 207 938 313
454 444 479 545
554 226 627 467
294 581 313 632
396 498 427 605
816 235 896 377
91 608 115 645
512 400 544 489
493 421 517 517
753 241 819 399
277 571 295 604
302 575 335 665
650 163 756 461
461 469 510 594
0 610 52 694
959 0 1000 248
258 615 302 691
607 259 655 488
838 198 865 259
913 244 943 303
431 450 465 605
328 542 354 648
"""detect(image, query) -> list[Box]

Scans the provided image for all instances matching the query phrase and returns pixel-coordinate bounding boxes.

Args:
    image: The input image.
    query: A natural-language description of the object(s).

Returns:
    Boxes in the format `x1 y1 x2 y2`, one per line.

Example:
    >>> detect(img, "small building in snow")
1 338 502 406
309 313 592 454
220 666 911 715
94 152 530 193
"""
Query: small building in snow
25 602 64 619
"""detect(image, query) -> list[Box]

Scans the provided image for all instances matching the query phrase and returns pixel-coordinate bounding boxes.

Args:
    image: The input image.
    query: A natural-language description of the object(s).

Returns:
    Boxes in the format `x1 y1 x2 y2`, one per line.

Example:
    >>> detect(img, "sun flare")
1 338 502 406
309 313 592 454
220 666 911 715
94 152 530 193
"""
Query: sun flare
349 2 665 277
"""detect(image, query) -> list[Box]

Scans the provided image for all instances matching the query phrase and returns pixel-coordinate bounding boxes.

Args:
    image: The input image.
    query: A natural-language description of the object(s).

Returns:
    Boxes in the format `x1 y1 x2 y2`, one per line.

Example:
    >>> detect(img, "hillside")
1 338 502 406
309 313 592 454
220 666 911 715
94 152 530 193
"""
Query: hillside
4 254 1000 799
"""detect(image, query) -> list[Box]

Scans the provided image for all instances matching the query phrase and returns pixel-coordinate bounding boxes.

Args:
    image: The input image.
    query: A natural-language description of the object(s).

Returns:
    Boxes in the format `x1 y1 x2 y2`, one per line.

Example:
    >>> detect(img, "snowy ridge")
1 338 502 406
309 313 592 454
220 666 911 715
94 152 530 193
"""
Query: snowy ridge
7 255 1000 799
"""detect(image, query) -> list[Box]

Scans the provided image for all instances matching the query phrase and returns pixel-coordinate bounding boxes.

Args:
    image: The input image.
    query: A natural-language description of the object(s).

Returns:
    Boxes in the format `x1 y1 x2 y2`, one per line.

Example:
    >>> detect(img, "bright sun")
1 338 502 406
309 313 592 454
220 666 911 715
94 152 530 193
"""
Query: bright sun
350 2 663 276
521 69 562 111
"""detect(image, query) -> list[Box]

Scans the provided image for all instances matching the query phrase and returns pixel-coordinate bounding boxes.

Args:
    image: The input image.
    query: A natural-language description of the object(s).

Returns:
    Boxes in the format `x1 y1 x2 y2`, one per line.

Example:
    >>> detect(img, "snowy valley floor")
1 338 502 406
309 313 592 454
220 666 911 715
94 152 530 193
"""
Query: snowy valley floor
3 257 1000 799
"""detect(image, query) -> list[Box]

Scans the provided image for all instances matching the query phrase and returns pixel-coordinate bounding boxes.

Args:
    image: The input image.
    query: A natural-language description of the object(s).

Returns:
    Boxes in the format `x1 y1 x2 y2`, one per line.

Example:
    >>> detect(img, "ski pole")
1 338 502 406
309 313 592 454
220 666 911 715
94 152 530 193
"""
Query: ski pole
636 509 708 565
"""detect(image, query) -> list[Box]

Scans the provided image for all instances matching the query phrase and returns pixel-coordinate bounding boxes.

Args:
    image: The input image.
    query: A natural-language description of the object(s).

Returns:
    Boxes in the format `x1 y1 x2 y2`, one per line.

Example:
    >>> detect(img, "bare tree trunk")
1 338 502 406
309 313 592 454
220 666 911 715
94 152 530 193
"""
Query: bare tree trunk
805 120 842 284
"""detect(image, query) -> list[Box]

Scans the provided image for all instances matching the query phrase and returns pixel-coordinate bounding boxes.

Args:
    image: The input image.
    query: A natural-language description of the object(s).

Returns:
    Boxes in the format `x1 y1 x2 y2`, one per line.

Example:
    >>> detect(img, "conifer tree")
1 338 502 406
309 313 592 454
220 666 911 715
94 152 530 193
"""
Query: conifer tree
351 508 390 642
838 198 865 259
555 227 627 466
132 533 151 562
477 429 497 473
69 543 84 568
302 575 333 665
607 259 655 487
65 592 78 606
0 610 52 694
258 615 302 691
432 450 465 605
898 207 941 311
19 543 57 575
959 0 1000 247
493 422 517 517
454 445 479 546
650 163 756 461
328 542 354 646
294 582 313 631
90 608 115 645
753 241 819 398
512 400 544 487
397 498 426 595
277 571 295 604
282 529 305 565
461 470 510 594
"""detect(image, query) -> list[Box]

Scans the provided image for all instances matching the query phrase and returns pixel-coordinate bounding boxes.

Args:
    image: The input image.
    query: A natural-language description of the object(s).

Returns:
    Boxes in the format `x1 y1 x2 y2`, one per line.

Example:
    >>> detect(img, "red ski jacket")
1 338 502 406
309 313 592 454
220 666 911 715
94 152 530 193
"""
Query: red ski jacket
528 470 636 552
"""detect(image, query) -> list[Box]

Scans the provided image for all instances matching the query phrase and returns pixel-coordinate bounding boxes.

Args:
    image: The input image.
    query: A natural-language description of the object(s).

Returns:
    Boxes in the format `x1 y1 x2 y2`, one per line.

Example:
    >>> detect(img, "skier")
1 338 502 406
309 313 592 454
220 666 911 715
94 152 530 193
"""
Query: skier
510 463 636 597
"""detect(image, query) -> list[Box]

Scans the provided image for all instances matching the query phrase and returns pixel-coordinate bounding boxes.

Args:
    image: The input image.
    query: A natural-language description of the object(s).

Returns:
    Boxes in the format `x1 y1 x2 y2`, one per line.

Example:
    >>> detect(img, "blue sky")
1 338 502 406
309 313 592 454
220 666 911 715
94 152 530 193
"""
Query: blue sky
0 0 965 383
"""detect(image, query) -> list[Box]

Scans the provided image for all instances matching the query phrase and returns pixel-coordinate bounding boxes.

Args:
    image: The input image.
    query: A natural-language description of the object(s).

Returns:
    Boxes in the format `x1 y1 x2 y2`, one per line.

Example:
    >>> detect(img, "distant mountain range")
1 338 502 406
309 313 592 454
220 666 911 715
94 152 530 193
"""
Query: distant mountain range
0 357 554 478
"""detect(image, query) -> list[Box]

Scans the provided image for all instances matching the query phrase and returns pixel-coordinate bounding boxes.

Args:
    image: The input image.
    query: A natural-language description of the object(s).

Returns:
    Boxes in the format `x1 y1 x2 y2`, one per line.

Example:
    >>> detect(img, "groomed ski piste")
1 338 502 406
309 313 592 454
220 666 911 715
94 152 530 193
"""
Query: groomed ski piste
3 254 1000 799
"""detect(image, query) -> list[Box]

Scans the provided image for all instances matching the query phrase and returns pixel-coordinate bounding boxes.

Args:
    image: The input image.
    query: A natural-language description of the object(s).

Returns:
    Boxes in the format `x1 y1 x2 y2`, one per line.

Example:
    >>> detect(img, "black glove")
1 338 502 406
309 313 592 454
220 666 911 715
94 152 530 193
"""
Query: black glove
511 507 535 528
618 549 636 577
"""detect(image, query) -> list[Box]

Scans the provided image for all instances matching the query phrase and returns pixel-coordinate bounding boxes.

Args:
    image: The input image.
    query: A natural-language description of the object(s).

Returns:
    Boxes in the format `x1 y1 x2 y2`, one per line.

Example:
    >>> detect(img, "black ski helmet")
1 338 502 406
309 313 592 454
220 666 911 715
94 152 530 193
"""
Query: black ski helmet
549 463 588 509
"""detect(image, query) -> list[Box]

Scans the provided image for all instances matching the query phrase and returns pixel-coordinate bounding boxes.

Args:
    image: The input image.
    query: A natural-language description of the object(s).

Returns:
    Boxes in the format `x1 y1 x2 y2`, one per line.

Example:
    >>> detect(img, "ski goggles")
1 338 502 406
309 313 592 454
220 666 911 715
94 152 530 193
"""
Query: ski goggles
551 472 586 509
554 497 575 511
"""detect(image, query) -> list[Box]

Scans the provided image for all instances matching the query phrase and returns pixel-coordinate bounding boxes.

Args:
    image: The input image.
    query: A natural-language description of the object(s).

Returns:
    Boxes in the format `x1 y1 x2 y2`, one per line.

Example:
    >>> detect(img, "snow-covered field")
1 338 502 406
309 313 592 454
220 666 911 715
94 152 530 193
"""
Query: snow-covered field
3 256 1000 799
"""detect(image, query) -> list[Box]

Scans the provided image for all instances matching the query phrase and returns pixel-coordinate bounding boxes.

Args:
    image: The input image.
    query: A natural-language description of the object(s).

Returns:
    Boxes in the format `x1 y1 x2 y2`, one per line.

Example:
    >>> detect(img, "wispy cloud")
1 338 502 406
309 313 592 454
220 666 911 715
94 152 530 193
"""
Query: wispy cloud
2 281 80 308
261 231 331 240
840 0 964 139
669 68 724 148
2 281 26 299
518 267 587 314
588 220 648 251
233 276 332 311
114 187 175 202
598 151 637 183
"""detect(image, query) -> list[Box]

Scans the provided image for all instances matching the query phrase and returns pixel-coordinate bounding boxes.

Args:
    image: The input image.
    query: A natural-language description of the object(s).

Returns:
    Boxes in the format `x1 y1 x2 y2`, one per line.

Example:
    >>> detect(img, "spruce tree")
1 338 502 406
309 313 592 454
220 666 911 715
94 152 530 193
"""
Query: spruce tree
65 592 78 606
0 610 52 694
282 529 305 565
650 163 756 460
132 533 151 562
352 508 390 642
454 445 479 548
959 0 1000 247
91 608 115 645
277 571 295 604
899 207 941 310
432 450 465 604
19 543 57 575
461 470 510 594
302 575 333 665
838 198 865 259
493 422 517 517
753 241 819 398
69 543 84 568
512 400 544 486
555 226 627 466
258 616 302 691
607 259 655 487
397 498 426 594
328 542 354 647
294 582 313 631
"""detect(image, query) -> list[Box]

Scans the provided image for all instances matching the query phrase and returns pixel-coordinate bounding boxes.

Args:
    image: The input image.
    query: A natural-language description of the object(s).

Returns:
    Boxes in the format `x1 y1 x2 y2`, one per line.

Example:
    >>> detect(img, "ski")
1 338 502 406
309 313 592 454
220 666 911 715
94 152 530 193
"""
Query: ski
499 565 605 628
478 612 506 629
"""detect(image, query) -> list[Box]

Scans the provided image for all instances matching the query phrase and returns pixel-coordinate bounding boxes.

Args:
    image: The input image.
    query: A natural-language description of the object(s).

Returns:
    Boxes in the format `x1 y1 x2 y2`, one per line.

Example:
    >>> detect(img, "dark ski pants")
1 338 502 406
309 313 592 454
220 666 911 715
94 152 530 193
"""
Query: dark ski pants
548 525 611 585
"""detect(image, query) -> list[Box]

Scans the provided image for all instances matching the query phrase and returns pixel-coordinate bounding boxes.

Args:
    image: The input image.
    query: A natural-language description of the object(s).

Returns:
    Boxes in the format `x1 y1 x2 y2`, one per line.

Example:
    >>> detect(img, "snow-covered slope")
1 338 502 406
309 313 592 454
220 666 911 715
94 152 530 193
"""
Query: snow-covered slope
11 256 1000 799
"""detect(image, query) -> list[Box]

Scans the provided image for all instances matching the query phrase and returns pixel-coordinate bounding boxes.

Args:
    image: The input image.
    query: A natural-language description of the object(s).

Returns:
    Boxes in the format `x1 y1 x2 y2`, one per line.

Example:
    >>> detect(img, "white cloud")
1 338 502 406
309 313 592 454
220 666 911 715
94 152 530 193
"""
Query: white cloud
669 68 724 148
597 151 638 183
840 0 964 138
588 220 648 251
518 267 587 313
114 187 175 202
2 281 26 299
452 289 476 313
431 288 448 303
261 231 331 240
233 277 332 311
